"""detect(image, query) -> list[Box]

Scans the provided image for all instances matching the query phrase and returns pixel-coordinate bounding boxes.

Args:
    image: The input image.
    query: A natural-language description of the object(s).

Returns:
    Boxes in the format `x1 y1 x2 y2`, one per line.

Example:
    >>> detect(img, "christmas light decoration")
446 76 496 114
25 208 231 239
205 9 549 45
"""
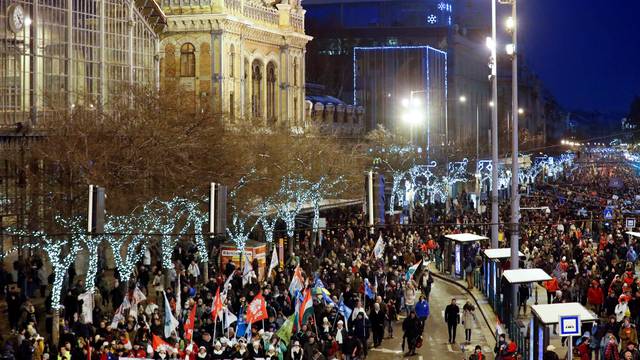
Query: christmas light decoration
257 201 277 243
104 214 148 283
226 213 255 253
56 216 100 292
5 227 81 309
275 176 310 238
445 158 469 185
389 170 407 213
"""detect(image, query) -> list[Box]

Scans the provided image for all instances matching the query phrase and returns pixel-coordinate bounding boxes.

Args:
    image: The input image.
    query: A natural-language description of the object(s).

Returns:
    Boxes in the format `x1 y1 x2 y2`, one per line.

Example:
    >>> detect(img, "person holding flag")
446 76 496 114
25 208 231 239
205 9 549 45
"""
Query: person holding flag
293 289 314 333
242 253 255 286
288 265 305 297
373 233 385 260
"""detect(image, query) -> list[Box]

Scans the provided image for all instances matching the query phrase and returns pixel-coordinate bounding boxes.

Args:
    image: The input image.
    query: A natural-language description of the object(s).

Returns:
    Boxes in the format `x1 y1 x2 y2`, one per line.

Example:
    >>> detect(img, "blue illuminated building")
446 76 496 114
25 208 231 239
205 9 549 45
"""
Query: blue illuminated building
304 0 493 157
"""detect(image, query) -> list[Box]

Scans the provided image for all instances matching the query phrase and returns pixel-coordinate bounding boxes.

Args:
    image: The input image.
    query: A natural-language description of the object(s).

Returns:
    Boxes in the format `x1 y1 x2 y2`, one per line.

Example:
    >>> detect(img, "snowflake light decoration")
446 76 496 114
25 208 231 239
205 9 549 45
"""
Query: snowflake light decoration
427 14 437 24
438 2 446 10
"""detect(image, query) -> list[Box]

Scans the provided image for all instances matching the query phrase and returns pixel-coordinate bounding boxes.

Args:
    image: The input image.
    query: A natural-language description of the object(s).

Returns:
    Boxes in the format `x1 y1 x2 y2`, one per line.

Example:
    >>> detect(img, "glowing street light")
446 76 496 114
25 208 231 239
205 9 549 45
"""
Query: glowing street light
459 95 467 103
505 16 515 31
518 108 524 115
506 44 515 56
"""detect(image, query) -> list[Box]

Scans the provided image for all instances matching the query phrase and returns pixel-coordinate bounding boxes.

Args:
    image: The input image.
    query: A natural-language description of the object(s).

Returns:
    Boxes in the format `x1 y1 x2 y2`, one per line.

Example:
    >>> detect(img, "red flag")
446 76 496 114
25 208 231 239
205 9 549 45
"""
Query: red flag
152 334 172 352
183 303 197 341
211 287 223 321
246 291 268 323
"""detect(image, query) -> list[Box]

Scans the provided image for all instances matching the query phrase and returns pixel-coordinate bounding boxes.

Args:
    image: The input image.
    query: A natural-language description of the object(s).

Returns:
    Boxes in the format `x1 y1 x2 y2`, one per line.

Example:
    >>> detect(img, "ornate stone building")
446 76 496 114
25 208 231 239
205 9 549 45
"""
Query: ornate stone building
158 0 310 127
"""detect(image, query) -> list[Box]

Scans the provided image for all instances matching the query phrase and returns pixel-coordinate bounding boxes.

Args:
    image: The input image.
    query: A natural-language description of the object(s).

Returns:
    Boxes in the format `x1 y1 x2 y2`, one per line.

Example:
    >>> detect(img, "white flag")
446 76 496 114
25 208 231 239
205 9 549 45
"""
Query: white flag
163 291 179 338
221 272 234 302
111 296 131 328
268 247 279 277
223 307 238 329
175 275 181 319
242 253 254 286
373 234 385 259
78 291 94 324
129 286 147 319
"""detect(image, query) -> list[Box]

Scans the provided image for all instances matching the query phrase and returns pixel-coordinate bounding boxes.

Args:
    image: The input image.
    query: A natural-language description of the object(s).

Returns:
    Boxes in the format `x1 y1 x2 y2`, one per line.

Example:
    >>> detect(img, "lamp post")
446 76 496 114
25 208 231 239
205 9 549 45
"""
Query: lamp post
489 0 500 249
506 0 520 322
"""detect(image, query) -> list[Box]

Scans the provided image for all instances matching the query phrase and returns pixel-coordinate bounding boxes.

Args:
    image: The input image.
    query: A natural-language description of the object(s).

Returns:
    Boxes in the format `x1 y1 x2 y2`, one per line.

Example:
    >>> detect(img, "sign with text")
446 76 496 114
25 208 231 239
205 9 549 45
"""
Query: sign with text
627 218 636 229
559 315 581 337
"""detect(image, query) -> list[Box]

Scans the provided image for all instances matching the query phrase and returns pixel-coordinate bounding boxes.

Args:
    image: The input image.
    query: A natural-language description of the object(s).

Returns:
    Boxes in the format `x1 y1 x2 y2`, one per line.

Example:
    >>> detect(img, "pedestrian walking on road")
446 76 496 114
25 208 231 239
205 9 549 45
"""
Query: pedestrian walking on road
445 298 460 344
415 295 430 334
462 301 476 344
402 310 421 356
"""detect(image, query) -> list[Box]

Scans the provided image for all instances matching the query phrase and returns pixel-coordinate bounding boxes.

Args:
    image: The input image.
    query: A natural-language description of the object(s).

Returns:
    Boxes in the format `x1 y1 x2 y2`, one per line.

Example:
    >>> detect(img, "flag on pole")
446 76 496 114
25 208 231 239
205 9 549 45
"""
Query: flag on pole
222 307 238 330
275 315 295 345
294 289 314 331
313 277 336 307
211 287 224 321
373 234 385 259
129 286 147 319
183 302 197 341
246 292 269 323
288 265 305 297
268 247 279 277
221 272 234 301
78 290 95 324
175 275 182 320
110 296 131 328
152 334 176 353
364 278 375 299
242 253 254 286
337 297 353 326
405 259 423 281
162 291 179 338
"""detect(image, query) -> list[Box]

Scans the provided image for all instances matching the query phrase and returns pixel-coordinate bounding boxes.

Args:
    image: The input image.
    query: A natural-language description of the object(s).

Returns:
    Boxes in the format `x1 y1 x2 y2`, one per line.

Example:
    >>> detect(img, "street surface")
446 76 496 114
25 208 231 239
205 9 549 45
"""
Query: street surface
369 279 494 360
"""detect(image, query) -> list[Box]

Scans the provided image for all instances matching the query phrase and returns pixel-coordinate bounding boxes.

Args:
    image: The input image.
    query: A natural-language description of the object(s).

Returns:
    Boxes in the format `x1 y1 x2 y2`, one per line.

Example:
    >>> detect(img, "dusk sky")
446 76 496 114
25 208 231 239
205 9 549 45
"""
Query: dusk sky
519 1 640 114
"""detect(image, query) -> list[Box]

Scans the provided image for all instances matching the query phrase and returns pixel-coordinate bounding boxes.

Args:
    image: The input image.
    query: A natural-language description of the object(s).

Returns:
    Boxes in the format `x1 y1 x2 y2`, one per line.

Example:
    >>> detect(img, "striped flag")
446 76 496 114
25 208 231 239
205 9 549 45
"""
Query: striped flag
405 259 423 281
288 265 305 297
163 291 179 337
294 289 314 332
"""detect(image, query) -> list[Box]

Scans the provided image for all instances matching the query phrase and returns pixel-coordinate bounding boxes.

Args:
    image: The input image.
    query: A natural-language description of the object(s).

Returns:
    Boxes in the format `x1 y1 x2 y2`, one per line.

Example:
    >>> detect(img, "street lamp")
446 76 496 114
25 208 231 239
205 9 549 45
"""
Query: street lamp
401 95 425 146
459 95 467 103
489 0 500 250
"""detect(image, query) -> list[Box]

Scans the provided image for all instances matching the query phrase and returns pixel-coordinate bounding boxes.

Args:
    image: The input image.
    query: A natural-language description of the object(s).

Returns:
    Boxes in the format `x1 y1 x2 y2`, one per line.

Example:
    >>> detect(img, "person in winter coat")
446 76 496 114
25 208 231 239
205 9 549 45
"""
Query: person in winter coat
518 284 530 315
444 298 460 344
544 277 559 304
462 302 477 344
404 283 417 315
575 335 591 360
588 281 605 316
617 297 631 323
369 302 386 348
353 312 370 357
602 334 619 360
619 318 638 350
415 296 430 334
468 345 484 360
402 311 421 356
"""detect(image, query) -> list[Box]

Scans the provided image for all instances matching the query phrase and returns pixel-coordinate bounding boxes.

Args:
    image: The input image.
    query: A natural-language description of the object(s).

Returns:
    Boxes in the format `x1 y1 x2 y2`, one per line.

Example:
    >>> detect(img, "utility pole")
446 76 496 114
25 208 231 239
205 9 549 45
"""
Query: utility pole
490 0 500 248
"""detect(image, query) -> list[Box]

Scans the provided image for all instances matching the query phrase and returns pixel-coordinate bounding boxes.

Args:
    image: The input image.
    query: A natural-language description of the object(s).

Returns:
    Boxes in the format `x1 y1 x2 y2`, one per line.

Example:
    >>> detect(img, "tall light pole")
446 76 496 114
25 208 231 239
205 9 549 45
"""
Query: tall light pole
490 0 500 249
506 0 520 321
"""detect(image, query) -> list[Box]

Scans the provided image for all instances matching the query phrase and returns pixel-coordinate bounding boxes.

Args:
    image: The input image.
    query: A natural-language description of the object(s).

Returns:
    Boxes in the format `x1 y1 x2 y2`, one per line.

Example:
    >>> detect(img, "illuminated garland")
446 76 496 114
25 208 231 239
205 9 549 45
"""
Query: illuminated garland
257 201 277 243
56 216 101 292
275 176 310 238
226 213 255 253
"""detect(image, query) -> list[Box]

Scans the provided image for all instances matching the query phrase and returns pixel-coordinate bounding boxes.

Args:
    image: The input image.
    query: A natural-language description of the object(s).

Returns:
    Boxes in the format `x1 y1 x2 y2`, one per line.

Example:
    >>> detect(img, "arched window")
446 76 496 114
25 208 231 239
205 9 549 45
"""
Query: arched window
266 62 276 121
180 43 196 77
229 45 235 78
251 60 262 118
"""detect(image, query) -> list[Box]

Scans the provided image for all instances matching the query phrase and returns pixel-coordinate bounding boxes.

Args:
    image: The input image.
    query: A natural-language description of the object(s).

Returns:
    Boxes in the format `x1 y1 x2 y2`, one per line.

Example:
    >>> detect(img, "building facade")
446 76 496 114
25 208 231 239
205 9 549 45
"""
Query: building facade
0 0 162 129
158 0 311 128
303 0 493 158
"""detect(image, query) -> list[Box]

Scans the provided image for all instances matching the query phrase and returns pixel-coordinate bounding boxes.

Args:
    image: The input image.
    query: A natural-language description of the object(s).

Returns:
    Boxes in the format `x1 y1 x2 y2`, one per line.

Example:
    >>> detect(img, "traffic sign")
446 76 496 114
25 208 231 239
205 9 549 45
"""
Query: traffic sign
604 207 614 220
559 315 581 337
627 218 636 229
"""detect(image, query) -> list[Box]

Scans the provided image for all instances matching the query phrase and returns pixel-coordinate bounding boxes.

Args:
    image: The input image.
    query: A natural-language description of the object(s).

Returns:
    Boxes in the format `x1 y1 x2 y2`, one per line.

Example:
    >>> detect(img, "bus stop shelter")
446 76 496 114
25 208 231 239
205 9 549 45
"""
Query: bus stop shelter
443 233 488 278
530 303 597 360
481 248 524 306
500 268 552 326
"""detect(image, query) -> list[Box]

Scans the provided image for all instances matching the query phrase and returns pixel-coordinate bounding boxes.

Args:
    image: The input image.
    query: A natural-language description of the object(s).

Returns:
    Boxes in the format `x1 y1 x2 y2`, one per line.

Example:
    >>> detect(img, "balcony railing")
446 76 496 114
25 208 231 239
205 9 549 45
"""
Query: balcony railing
291 13 304 31
243 4 279 26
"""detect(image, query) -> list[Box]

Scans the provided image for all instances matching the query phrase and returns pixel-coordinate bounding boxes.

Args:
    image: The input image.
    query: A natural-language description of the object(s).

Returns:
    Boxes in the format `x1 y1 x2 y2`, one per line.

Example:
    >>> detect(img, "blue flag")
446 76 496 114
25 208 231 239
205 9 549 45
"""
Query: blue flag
364 278 375 299
235 308 247 338
338 297 353 325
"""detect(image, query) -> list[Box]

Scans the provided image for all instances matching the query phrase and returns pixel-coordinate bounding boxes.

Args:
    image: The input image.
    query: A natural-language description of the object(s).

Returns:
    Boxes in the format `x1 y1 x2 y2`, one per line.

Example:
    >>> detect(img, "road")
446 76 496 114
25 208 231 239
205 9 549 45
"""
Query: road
369 278 495 360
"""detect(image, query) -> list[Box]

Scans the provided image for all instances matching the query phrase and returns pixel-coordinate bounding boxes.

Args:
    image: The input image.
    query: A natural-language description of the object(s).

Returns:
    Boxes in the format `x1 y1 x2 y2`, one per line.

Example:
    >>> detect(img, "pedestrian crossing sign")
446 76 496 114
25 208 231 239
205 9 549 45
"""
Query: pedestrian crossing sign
603 207 614 220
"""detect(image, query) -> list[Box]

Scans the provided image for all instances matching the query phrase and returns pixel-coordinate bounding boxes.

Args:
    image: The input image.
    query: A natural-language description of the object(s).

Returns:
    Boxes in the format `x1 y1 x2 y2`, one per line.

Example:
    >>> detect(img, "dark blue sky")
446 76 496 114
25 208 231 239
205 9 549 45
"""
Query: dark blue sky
519 0 640 113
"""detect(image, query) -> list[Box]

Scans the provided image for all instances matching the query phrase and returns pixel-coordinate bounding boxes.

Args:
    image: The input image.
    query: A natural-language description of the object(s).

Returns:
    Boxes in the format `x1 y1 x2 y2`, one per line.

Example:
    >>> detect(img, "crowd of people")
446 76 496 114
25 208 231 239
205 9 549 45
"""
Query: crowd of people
1 150 640 360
